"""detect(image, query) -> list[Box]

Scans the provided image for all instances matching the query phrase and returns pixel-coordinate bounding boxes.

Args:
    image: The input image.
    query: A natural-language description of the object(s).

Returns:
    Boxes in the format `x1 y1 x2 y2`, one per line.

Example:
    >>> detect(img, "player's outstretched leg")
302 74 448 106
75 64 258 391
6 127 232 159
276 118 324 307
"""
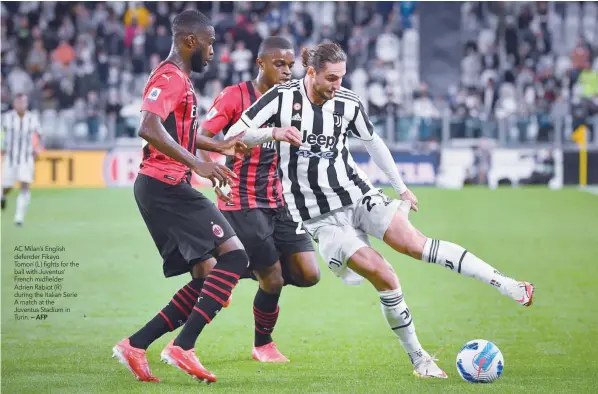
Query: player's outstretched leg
161 239 249 383
347 246 447 379
252 261 289 362
383 207 534 307
112 259 214 382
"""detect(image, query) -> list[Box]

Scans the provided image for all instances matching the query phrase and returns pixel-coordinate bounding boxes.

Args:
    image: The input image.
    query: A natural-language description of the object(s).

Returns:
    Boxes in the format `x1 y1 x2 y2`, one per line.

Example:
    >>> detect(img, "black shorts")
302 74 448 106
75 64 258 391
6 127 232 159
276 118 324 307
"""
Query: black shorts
221 207 314 271
134 174 236 278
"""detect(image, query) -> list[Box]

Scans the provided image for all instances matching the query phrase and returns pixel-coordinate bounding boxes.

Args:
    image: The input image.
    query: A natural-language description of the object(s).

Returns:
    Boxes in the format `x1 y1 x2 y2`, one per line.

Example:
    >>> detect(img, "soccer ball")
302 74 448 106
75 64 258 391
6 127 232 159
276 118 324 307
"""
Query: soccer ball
456 339 504 383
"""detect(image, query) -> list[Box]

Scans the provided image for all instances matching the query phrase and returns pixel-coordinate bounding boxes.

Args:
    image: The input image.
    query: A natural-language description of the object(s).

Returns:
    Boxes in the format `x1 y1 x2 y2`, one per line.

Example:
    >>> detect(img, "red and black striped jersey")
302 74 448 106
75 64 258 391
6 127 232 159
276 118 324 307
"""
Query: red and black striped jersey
201 81 284 211
139 61 199 185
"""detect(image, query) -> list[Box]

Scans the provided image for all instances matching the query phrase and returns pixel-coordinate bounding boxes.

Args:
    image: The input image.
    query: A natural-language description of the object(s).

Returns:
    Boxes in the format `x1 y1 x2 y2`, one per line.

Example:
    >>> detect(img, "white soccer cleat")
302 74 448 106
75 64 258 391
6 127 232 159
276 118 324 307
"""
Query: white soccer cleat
413 349 448 379
507 281 535 307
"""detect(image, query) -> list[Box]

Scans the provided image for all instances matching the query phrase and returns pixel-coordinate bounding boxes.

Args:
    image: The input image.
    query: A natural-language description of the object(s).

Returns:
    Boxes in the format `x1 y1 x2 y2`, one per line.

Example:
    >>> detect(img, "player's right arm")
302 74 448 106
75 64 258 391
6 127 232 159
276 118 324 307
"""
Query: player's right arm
225 86 302 147
138 73 236 186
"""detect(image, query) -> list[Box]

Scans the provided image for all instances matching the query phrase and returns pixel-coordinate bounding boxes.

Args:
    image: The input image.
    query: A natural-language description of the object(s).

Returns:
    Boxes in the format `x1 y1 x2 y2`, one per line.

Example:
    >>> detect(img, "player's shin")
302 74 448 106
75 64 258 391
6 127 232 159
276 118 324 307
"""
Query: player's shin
422 239 519 296
128 277 205 349
14 189 30 223
253 287 281 346
174 250 249 350
379 289 425 364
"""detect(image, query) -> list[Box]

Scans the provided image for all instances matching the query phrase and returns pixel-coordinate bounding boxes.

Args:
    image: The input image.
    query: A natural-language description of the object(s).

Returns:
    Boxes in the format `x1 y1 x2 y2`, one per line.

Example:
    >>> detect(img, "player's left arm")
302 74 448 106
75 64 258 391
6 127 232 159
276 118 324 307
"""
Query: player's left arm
349 100 417 211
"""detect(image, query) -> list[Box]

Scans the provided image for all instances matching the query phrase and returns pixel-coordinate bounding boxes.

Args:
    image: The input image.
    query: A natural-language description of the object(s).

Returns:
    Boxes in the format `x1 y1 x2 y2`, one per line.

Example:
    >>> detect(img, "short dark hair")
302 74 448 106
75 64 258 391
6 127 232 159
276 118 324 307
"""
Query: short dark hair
171 10 212 37
258 36 294 58
301 42 347 72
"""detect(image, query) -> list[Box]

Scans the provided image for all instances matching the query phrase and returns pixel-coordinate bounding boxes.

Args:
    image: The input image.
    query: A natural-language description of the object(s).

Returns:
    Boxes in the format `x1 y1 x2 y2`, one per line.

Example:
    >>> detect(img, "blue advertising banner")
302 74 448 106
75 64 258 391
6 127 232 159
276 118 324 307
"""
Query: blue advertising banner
351 151 439 186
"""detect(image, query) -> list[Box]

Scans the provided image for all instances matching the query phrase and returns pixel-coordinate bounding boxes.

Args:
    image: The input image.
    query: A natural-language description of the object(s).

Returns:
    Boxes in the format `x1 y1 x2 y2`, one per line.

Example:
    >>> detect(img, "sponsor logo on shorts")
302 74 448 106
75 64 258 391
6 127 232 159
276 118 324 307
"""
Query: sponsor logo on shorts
212 222 224 238
329 258 342 269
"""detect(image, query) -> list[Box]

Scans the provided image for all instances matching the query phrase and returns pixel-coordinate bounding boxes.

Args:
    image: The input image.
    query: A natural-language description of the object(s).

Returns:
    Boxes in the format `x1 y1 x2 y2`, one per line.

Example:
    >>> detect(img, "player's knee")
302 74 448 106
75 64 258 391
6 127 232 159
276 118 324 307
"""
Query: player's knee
384 216 426 260
350 249 398 291
299 266 320 287
215 249 250 277
190 257 216 278
215 236 245 256
290 253 321 287
256 263 284 293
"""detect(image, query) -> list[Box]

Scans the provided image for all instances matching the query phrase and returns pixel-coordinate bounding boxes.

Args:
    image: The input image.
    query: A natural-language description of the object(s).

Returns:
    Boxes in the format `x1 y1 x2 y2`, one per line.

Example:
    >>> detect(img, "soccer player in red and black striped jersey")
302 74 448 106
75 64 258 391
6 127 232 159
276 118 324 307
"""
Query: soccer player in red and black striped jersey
197 37 320 363
112 10 252 384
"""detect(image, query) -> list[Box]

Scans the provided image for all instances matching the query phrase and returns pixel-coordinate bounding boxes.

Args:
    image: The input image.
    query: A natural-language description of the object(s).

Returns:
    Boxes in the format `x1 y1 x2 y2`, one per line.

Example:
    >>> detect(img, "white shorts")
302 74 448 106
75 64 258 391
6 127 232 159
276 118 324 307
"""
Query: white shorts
2 159 34 187
303 189 411 285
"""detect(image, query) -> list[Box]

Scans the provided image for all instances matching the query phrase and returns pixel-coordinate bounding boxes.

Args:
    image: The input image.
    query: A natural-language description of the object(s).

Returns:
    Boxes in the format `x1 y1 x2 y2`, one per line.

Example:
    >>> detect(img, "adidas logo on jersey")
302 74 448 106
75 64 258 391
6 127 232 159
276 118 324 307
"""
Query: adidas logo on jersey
291 113 302 121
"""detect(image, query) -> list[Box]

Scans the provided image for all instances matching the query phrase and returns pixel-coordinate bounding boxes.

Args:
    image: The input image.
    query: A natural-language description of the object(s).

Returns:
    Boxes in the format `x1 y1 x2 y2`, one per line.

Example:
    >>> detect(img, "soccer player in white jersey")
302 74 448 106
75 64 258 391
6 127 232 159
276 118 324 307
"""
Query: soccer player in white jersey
1 93 42 226
224 42 535 379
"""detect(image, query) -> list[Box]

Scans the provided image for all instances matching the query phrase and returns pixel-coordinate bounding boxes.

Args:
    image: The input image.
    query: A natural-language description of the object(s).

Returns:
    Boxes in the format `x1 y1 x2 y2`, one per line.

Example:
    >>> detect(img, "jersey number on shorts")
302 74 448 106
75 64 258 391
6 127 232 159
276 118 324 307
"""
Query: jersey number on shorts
361 195 377 212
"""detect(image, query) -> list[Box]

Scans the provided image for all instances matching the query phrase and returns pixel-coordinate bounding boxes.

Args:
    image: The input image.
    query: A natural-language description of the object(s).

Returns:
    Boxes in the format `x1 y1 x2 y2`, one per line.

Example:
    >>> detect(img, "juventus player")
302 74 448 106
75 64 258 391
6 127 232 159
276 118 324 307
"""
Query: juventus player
225 42 535 378
1 93 42 226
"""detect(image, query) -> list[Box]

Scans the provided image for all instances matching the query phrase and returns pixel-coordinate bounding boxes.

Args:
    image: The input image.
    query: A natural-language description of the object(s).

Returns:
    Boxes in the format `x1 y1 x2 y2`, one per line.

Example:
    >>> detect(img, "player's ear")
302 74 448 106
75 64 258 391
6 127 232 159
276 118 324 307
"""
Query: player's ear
187 33 198 50
256 57 264 70
307 66 315 78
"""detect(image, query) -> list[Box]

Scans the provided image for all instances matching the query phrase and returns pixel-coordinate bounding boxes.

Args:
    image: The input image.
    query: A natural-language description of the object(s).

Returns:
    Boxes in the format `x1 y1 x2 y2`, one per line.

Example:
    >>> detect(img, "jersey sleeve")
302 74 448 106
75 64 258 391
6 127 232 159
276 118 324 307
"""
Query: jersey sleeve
239 86 280 128
200 86 239 135
140 71 185 121
347 100 375 141
32 113 42 135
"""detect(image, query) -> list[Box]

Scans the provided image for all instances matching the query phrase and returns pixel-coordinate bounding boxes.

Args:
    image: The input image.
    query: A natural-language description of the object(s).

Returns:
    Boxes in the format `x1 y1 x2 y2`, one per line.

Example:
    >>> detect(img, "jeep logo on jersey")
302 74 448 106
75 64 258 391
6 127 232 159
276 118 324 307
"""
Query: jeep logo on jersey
296 150 337 159
301 129 337 149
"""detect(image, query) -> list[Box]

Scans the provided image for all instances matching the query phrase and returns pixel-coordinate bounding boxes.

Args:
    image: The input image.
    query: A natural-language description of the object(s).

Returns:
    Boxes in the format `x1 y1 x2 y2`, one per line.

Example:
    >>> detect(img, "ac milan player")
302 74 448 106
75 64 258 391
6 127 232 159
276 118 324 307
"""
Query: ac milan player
197 37 320 363
110 11 301 384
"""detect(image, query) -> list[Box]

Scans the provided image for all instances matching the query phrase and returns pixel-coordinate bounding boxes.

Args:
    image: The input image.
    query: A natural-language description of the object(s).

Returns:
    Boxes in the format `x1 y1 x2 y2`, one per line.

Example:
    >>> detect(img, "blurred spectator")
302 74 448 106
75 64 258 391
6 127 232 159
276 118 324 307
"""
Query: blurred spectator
52 40 75 66
26 39 47 78
230 41 252 85
86 91 102 141
7 66 33 95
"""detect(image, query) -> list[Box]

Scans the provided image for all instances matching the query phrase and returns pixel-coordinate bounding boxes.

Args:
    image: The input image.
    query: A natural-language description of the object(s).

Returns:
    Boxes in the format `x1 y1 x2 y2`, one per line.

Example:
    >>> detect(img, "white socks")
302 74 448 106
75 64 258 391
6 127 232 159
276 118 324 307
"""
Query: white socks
15 190 31 224
422 239 517 296
379 289 425 365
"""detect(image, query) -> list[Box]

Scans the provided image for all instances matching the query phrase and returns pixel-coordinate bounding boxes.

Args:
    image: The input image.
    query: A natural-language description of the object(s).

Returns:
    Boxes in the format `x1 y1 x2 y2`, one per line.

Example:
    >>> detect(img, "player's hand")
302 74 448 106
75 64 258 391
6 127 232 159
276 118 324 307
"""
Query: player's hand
215 185 234 204
272 127 302 147
192 161 237 188
220 132 251 156
400 189 419 212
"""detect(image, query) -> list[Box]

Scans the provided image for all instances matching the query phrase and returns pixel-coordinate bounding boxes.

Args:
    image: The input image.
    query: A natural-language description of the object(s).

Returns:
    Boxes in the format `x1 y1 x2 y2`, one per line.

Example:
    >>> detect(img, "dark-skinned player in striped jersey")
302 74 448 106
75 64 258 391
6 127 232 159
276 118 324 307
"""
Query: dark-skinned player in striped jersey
195 36 320 363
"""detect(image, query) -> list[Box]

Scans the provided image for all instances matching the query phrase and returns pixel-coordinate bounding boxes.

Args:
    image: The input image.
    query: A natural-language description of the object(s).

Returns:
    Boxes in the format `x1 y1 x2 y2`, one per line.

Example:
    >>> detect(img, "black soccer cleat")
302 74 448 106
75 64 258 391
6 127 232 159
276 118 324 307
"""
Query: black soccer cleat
15 221 23 227
1 198 6 210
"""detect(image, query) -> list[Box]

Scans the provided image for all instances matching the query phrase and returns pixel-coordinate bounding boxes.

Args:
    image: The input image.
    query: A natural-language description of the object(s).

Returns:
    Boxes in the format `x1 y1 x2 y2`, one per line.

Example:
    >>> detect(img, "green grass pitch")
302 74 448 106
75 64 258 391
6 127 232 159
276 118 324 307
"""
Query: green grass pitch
2 187 598 393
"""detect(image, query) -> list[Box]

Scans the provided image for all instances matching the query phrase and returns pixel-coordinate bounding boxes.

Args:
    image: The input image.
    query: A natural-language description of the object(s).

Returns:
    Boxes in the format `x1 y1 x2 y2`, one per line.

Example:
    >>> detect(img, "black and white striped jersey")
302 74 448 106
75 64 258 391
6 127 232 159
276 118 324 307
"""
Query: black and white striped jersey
1 110 41 167
237 78 375 222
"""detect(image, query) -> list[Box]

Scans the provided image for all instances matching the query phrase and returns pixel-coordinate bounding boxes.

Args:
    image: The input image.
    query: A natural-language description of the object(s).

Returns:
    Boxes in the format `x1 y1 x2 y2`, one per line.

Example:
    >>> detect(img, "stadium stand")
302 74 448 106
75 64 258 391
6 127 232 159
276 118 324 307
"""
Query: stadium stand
1 1 595 149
